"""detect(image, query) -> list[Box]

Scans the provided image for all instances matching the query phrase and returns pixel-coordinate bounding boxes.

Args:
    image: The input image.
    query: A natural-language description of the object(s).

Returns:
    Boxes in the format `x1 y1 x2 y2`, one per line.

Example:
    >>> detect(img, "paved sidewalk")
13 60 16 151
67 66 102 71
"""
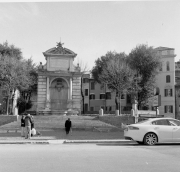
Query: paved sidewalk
0 128 134 144
0 115 135 144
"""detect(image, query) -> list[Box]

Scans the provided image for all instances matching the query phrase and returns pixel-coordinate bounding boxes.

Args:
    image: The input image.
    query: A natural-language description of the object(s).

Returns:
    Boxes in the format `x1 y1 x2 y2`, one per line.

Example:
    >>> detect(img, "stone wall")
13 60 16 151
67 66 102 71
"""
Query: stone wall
37 75 46 110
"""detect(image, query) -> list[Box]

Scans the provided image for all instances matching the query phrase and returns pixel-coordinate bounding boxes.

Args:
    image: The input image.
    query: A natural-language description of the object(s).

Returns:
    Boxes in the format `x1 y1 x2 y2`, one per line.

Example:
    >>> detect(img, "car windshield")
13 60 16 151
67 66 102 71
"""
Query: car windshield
168 119 180 126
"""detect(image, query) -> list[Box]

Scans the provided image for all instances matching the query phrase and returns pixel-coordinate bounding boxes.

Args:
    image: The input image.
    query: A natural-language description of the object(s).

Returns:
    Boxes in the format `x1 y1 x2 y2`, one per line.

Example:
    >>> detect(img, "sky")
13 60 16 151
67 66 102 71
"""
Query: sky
0 1 180 70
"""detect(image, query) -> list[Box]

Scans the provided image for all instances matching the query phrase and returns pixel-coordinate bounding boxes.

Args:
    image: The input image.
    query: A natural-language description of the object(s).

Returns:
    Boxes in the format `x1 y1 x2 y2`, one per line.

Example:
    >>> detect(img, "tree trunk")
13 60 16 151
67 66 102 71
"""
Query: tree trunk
6 96 9 115
115 91 119 110
115 96 118 110
119 93 121 115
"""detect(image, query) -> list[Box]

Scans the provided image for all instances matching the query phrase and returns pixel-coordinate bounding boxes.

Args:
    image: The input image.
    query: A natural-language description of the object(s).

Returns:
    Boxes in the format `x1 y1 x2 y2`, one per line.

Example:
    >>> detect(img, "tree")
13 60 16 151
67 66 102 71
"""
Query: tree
17 58 38 114
92 52 135 114
74 60 89 114
20 57 38 101
0 41 23 60
91 51 116 83
127 44 161 109
0 42 38 115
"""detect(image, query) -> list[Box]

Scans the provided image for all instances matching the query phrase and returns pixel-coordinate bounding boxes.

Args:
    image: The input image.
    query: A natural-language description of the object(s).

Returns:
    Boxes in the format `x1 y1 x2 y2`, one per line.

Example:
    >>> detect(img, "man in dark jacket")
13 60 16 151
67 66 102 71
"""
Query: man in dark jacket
24 114 32 139
65 118 72 135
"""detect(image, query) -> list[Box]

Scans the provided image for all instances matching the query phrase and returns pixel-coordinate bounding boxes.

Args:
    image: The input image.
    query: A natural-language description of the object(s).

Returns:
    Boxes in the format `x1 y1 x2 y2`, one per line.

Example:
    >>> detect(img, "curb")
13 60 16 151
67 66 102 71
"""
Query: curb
0 139 136 144
0 139 66 144
63 139 136 144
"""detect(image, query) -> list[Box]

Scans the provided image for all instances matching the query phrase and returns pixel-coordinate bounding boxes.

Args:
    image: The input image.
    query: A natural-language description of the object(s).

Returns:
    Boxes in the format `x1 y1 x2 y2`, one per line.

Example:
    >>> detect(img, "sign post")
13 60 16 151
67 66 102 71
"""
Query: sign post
148 87 161 117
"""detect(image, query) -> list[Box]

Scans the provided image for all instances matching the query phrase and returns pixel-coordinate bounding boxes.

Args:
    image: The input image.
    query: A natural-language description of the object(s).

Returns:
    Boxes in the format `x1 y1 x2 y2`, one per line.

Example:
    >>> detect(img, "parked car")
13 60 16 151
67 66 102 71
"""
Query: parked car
123 117 180 145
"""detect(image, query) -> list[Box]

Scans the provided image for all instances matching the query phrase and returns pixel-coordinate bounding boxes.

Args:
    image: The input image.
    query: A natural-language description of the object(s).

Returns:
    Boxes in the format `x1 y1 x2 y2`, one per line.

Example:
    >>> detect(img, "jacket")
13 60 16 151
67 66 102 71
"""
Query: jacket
25 115 32 127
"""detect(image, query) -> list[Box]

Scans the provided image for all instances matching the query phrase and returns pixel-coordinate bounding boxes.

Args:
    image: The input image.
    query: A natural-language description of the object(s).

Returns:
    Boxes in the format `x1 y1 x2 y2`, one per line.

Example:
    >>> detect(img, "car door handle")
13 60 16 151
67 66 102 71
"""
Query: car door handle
173 128 178 130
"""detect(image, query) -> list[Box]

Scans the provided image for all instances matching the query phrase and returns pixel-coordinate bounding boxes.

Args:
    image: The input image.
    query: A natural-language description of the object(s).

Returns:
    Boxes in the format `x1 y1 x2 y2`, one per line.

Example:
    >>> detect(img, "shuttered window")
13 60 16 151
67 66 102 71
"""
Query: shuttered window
166 75 170 83
164 105 173 113
85 89 88 96
164 89 173 97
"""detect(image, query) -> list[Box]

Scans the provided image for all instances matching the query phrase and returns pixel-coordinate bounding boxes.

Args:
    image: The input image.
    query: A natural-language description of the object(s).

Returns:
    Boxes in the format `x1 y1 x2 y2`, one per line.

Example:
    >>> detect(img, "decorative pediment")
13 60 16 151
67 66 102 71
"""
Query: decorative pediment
43 42 77 56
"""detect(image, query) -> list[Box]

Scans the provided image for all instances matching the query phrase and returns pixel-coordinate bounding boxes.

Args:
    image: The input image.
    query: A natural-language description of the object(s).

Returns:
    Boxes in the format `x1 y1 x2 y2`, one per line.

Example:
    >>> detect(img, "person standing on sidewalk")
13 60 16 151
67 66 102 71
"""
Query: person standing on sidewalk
24 114 32 139
65 118 72 135
21 115 25 137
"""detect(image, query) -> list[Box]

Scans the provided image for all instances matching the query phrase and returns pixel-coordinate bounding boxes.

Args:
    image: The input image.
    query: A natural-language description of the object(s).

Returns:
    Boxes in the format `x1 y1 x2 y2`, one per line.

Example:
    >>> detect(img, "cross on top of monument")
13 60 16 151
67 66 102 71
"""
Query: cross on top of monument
56 41 64 48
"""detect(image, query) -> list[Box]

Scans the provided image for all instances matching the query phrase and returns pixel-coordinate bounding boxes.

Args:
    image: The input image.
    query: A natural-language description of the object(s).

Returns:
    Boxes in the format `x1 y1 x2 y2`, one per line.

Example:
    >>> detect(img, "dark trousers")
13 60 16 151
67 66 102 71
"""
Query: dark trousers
65 128 70 134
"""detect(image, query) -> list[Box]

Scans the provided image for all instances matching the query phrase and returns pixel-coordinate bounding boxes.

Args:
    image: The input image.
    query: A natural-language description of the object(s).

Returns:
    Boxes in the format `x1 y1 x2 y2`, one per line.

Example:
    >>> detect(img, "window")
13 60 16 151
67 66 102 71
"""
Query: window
127 94 131 104
91 81 95 90
85 89 88 96
100 93 105 99
83 78 89 83
90 107 94 111
89 94 95 99
162 51 167 55
166 61 170 71
152 119 170 126
178 89 180 97
84 104 88 112
164 105 173 113
109 106 112 111
166 75 170 83
164 89 173 97
106 92 111 99
121 94 125 99
168 119 180 126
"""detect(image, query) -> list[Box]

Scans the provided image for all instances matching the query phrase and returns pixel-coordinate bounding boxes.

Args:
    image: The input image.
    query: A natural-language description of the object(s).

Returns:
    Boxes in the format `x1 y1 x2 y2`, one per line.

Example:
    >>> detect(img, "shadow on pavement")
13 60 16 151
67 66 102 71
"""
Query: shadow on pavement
96 142 180 147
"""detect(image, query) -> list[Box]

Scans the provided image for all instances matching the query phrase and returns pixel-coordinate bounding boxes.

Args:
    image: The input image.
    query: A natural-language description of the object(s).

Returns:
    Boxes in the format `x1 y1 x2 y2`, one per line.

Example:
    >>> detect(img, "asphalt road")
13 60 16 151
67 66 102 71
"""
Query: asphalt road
1 143 180 172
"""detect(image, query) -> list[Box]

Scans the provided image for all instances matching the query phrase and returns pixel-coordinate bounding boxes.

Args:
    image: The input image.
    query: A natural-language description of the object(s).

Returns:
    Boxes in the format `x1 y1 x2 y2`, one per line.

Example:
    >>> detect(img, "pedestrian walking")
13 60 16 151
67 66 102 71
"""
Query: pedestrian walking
21 115 25 137
31 115 34 130
65 118 72 135
24 114 32 139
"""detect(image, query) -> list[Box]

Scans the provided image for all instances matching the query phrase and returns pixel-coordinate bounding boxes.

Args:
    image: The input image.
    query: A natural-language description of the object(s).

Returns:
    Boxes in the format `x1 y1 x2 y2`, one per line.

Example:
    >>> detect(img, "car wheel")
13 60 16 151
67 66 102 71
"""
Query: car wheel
137 141 144 145
143 132 158 146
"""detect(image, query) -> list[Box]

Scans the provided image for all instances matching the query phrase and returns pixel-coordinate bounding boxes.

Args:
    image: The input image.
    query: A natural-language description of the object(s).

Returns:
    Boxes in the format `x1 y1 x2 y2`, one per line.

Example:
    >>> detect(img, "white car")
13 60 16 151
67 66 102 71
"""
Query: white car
123 117 180 145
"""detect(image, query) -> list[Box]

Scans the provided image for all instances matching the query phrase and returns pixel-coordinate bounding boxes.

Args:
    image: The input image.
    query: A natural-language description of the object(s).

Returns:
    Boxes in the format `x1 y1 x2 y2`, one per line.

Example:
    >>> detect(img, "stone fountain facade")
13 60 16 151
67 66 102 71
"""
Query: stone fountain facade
37 42 82 115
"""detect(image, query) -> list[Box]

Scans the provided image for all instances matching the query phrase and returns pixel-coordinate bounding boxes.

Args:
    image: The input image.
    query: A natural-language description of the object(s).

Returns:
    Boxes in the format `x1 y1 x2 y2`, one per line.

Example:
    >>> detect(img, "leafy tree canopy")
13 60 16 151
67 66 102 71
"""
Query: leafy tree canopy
0 41 37 114
0 41 23 60
91 51 119 83
92 51 136 110
127 44 161 108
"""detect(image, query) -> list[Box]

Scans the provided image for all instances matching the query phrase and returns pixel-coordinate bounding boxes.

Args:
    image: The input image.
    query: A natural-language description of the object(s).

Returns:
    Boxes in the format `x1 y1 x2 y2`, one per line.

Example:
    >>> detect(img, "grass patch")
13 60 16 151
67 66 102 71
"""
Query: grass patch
0 115 18 127
98 115 135 128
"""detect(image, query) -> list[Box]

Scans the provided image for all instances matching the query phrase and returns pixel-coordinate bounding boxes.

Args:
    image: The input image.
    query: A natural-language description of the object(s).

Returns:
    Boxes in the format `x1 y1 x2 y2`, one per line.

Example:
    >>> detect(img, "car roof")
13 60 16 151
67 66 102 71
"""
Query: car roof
148 117 176 121
134 117 178 125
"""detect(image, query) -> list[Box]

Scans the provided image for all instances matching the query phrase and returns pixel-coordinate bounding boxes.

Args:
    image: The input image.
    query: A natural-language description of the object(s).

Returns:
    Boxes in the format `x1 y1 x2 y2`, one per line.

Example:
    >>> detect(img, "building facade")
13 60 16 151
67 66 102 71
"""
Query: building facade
82 74 132 114
81 47 176 118
175 60 180 119
153 47 176 118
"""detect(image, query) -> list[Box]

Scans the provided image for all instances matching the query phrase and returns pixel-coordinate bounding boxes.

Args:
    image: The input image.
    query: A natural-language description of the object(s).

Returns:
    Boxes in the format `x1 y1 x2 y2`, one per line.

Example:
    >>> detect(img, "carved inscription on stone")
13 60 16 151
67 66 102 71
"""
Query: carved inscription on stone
50 57 69 69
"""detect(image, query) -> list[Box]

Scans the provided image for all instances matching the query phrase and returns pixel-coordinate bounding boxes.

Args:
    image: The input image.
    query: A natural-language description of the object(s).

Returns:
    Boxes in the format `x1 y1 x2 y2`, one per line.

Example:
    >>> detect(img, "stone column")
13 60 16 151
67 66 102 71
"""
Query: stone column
45 76 50 110
70 78 72 100
67 77 73 109
46 77 50 100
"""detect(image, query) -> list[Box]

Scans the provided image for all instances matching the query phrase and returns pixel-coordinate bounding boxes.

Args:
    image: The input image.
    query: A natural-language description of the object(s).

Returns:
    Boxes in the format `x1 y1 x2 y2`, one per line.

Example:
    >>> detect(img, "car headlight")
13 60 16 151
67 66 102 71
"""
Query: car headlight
128 126 139 130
